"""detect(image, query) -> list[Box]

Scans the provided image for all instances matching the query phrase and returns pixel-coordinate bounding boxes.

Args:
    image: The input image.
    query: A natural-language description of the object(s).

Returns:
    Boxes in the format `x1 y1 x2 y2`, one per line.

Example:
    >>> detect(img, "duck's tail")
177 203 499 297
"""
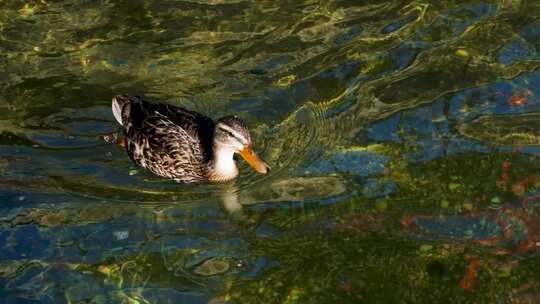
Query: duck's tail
112 95 131 126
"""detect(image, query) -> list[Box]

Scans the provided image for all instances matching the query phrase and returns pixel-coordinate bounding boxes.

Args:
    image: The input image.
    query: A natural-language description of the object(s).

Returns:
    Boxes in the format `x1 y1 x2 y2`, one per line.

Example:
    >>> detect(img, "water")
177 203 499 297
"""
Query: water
1 0 540 303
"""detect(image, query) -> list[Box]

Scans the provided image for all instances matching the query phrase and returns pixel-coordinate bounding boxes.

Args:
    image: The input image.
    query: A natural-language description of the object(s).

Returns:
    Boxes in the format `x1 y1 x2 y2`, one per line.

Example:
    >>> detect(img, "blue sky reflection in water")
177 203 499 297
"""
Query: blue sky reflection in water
1 0 540 303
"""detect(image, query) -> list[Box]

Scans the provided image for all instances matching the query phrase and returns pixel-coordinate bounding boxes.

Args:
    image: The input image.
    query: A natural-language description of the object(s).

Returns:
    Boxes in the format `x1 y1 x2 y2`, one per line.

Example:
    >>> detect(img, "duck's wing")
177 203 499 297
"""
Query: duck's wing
114 95 215 182
129 114 208 182
116 95 215 161
142 100 215 140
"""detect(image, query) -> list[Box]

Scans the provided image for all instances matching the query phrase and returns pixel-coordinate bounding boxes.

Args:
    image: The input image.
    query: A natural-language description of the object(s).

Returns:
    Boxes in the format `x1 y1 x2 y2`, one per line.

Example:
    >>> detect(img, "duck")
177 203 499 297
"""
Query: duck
111 94 270 183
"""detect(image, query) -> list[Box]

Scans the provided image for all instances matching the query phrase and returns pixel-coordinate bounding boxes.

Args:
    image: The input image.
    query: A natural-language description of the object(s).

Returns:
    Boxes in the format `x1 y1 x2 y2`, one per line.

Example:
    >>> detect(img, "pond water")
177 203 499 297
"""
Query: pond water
1 0 540 303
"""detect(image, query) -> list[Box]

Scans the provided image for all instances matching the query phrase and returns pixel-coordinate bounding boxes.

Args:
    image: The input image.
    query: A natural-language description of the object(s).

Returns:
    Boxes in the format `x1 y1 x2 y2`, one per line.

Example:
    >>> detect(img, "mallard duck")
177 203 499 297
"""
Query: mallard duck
111 94 270 183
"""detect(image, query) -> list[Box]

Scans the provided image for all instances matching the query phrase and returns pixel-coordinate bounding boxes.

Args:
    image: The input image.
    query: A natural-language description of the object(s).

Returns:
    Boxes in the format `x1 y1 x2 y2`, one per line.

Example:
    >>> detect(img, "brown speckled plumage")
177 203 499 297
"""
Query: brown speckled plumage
114 95 215 183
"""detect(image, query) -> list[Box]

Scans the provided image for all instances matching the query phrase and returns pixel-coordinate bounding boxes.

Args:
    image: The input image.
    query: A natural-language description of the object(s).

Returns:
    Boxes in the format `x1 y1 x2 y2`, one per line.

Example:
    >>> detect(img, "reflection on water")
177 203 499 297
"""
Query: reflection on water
1 0 540 302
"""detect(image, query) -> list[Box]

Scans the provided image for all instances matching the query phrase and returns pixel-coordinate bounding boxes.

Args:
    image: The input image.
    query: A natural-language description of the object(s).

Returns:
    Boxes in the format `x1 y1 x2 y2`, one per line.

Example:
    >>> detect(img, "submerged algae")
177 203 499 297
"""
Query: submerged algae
1 0 540 303
460 113 540 146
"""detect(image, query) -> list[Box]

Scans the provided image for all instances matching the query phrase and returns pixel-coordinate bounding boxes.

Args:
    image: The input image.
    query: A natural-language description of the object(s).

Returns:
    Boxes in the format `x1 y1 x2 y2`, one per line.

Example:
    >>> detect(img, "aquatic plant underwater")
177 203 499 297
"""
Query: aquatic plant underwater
1 0 540 303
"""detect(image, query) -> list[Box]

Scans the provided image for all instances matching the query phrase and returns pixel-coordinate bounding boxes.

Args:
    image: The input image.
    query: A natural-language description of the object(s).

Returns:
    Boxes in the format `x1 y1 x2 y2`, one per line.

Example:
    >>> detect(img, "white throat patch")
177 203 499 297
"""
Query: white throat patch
209 148 238 181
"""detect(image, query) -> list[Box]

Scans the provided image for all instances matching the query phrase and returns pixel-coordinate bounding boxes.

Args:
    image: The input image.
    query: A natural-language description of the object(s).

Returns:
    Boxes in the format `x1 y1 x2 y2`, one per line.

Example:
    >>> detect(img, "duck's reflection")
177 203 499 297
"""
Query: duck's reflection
219 184 243 216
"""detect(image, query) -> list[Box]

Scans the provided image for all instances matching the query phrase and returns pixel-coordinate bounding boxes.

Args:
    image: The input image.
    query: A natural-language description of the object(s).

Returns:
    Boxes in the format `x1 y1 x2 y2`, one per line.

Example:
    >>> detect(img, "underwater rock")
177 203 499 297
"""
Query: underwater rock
269 176 346 201
9 209 68 227
6 206 134 228
193 258 230 277
305 146 390 177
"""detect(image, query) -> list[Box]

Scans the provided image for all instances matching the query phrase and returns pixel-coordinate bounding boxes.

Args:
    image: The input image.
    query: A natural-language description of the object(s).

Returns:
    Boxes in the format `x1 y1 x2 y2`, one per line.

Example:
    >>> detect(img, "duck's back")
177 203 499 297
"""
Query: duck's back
112 95 215 182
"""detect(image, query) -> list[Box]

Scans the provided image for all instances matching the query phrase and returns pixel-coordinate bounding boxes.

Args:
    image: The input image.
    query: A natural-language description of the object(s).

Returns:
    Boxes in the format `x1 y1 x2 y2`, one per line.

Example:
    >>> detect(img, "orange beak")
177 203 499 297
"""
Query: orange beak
239 146 270 174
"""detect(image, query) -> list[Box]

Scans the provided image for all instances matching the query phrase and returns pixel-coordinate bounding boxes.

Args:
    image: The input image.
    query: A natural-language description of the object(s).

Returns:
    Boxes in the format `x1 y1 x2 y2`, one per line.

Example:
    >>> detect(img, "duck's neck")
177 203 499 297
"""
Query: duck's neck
208 147 238 182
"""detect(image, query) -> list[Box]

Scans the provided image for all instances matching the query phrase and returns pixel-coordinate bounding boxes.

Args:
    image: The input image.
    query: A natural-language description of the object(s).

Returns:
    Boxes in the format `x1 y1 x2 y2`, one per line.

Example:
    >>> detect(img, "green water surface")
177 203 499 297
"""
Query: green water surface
1 0 540 303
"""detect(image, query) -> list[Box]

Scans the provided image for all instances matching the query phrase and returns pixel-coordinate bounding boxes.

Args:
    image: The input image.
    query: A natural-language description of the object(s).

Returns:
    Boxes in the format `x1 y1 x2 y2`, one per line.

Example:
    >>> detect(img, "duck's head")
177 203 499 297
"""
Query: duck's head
209 115 270 182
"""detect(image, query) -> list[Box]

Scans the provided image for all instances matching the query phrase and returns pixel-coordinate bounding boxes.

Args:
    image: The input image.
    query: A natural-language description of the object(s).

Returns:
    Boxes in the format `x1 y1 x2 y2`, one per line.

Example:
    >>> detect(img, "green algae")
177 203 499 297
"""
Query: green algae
0 0 540 303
